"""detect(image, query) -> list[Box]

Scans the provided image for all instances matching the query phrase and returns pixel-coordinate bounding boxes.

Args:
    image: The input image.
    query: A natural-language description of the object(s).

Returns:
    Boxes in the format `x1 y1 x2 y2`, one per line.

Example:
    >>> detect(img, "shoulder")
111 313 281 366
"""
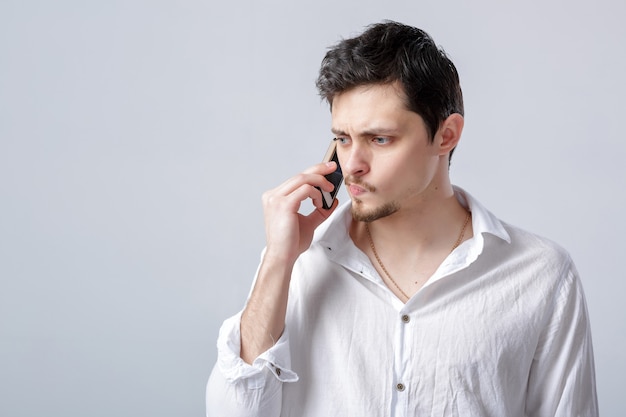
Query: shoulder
501 221 572 262
491 221 578 289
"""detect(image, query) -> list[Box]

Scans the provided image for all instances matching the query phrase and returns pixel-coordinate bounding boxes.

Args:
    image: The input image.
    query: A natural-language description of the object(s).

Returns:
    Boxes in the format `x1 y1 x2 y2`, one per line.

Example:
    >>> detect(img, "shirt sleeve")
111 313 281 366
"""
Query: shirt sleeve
205 312 298 417
525 260 599 417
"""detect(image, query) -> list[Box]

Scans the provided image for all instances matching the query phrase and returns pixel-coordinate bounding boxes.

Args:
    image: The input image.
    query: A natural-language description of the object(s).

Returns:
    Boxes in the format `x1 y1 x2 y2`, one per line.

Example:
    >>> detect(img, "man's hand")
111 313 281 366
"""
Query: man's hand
261 161 340 266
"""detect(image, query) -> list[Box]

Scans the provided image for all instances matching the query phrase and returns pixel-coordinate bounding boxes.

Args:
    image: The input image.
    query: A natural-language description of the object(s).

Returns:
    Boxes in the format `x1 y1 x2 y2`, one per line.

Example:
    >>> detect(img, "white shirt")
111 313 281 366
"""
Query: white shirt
206 187 598 417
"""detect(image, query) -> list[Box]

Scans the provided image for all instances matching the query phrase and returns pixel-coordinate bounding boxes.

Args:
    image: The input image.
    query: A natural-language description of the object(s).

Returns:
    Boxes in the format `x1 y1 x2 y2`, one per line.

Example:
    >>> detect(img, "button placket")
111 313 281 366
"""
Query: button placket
395 313 410 403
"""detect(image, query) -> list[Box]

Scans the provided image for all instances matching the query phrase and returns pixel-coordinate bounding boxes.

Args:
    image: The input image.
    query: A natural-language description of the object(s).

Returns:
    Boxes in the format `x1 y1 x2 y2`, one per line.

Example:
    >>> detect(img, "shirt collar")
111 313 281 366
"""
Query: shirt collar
453 185 510 244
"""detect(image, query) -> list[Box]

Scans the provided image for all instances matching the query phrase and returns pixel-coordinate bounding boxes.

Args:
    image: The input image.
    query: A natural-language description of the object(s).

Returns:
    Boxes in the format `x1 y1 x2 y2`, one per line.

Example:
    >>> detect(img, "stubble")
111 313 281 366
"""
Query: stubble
351 200 399 223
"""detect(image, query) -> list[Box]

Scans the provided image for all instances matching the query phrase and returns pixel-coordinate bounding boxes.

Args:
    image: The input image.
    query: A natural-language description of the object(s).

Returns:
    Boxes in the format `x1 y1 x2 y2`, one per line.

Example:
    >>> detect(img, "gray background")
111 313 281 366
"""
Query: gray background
1 0 624 416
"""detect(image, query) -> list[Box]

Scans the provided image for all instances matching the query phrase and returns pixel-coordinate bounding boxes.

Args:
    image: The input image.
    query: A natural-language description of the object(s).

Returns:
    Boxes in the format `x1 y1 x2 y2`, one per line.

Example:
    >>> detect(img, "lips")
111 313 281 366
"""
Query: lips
345 176 375 197
348 184 367 196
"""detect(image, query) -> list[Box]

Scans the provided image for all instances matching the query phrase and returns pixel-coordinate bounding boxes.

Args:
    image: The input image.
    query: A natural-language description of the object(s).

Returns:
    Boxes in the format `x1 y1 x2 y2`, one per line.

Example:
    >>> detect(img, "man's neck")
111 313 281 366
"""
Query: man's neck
351 185 466 249
348 184 473 299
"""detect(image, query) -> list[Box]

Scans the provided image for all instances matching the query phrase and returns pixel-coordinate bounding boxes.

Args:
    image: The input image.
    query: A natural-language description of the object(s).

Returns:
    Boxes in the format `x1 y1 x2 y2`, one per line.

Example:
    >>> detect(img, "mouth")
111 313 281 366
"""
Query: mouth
347 183 368 197
345 176 375 198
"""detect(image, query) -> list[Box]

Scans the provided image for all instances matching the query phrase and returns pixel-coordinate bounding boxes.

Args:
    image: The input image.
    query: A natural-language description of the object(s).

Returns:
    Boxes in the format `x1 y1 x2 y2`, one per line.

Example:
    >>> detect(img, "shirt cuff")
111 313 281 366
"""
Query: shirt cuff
216 312 299 389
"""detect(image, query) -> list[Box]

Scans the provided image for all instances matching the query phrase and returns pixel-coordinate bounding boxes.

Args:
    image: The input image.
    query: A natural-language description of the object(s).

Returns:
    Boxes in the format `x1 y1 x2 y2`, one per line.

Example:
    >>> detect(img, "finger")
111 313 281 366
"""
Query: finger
307 190 338 218
291 184 327 209
303 197 339 229
264 183 325 213
301 161 337 175
317 196 339 216
282 162 337 192
272 168 337 197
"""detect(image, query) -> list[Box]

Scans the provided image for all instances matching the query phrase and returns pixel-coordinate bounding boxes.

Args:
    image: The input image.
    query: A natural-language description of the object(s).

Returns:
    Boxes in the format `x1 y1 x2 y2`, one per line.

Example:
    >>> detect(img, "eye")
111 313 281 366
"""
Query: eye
334 137 351 145
373 137 390 144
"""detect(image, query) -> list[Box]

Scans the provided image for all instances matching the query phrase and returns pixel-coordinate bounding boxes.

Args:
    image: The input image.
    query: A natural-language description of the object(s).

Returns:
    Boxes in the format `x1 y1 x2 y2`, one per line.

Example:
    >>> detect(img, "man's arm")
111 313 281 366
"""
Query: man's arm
240 161 339 363
525 263 599 417
205 162 339 417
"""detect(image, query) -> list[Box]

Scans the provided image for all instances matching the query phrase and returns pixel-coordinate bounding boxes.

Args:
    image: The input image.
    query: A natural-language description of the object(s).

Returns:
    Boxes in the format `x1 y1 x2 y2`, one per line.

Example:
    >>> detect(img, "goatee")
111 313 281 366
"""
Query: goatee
351 201 399 223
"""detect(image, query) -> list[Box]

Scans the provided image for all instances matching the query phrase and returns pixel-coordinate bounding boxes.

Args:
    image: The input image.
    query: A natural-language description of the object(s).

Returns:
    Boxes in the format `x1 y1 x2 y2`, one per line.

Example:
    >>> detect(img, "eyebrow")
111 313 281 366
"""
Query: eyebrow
331 126 401 137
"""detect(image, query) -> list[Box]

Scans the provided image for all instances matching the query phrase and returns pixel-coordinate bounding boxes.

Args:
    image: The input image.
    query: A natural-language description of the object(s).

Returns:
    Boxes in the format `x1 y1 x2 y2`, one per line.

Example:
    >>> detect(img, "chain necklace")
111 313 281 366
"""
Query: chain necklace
450 210 472 252
365 211 471 301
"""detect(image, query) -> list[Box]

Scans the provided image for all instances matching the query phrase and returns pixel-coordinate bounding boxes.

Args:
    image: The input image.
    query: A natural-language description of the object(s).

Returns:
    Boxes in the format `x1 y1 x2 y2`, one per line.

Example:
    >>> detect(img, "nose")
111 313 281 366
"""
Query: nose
339 142 369 177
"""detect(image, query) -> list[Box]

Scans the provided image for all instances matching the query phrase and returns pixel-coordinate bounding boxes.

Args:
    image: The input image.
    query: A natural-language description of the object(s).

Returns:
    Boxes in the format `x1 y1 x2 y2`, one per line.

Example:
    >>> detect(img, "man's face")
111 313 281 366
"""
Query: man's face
331 82 443 222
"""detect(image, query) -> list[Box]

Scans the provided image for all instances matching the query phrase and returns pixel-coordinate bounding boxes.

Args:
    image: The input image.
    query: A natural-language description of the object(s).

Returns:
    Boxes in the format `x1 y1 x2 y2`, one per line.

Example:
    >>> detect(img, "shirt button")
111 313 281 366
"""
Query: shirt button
401 314 410 323
396 383 405 392
276 368 282 376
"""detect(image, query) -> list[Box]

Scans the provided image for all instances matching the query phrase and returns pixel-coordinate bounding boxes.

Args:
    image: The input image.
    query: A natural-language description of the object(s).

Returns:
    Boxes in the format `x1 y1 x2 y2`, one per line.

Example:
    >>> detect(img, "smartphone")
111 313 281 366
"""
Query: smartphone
318 140 343 210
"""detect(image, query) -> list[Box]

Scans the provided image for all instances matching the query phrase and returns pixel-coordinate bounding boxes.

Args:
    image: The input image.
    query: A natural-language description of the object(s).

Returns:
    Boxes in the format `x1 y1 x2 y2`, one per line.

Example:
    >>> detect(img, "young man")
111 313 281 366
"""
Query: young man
206 21 598 416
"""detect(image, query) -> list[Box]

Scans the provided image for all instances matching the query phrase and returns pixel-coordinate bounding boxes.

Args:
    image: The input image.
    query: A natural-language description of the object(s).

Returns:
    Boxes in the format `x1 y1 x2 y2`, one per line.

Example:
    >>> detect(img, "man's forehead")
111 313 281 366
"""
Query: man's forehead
330 89 417 137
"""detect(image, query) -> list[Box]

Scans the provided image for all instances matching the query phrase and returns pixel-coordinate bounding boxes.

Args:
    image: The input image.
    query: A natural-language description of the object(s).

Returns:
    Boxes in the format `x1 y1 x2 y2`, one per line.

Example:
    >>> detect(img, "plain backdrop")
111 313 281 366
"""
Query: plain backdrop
1 0 624 416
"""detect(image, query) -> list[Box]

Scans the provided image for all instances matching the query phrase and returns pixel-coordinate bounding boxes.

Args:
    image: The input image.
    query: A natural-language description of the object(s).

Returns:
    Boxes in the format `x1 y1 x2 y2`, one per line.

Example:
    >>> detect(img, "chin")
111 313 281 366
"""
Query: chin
351 200 399 223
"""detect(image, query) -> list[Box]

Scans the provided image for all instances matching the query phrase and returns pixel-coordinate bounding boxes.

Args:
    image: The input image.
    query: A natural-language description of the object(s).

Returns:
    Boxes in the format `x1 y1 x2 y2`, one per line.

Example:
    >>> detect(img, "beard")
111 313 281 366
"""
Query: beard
345 175 400 222
351 200 399 223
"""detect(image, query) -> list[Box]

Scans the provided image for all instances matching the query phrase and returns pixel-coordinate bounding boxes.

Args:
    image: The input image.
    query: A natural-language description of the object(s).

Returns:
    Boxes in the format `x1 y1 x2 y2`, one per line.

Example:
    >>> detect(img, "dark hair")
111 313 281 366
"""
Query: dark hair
316 21 464 159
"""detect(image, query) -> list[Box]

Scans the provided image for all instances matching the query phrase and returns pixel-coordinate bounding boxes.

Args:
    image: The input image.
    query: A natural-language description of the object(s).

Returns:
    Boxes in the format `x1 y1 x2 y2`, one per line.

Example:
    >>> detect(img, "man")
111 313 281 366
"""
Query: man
206 21 598 416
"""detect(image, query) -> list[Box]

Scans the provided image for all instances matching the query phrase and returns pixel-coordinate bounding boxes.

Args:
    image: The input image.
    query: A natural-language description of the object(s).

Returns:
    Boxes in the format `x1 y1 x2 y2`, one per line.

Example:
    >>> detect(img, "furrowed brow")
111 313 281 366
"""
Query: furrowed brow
331 126 400 137
331 127 347 137
361 127 400 137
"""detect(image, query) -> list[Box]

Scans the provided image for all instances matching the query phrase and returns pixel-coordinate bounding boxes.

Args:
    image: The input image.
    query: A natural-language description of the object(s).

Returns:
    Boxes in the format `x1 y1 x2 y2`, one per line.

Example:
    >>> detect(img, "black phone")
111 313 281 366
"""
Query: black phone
318 140 343 209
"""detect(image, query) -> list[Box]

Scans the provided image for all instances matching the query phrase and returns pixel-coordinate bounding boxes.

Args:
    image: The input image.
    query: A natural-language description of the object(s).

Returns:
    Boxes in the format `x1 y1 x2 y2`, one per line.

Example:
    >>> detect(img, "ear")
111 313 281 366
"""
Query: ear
435 113 464 156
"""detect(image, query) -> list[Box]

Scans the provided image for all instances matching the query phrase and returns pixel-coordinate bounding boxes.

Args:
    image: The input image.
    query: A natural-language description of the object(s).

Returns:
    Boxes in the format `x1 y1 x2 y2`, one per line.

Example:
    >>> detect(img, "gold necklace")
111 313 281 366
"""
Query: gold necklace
450 211 472 252
365 211 471 301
